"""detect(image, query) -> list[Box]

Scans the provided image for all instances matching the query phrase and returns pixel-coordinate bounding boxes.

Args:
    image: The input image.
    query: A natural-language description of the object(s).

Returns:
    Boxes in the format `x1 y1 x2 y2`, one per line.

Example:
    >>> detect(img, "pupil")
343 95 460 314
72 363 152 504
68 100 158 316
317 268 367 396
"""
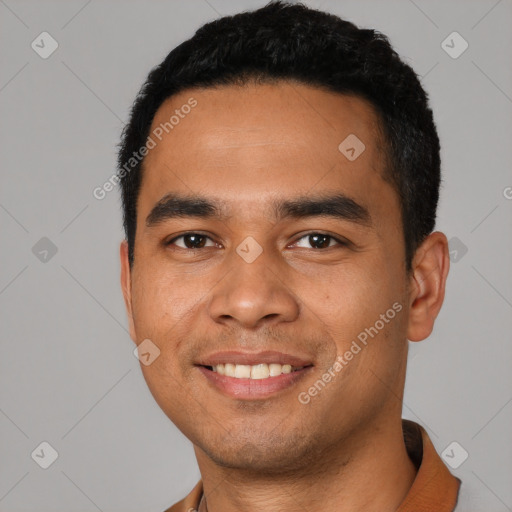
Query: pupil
185 234 205 249
310 234 329 249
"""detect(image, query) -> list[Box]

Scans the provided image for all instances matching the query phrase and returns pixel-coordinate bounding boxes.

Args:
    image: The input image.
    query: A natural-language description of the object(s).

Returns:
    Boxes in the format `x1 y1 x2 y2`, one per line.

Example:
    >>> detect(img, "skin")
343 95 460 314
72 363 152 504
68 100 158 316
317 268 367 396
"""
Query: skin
120 81 450 512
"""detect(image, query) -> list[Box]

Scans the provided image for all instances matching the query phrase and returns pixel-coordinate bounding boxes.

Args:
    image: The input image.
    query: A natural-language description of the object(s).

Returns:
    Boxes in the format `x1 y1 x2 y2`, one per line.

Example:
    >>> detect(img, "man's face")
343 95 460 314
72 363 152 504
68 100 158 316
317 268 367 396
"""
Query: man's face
121 82 413 472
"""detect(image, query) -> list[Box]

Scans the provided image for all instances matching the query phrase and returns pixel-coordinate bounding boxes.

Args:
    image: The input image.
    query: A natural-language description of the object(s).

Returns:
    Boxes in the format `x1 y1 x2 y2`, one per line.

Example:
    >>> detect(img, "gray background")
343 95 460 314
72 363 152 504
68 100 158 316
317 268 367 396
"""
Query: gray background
1 0 511 510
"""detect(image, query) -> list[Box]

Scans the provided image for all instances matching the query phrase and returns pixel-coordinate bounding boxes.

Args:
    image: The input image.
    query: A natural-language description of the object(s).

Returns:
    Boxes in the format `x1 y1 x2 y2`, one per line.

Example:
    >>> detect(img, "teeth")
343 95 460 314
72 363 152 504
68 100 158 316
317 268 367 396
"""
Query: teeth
269 363 282 376
251 364 269 379
234 364 251 378
211 363 300 379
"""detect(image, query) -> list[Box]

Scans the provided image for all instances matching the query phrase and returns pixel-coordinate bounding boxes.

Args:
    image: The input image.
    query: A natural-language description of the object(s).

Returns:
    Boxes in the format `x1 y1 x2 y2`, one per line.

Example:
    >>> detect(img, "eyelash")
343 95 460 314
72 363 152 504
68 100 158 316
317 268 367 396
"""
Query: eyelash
165 232 348 251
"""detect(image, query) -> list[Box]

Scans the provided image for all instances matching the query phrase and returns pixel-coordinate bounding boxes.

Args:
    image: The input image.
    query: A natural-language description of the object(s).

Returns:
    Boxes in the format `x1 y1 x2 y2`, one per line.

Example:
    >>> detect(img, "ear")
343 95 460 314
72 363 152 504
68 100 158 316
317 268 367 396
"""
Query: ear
406 231 450 342
120 240 137 343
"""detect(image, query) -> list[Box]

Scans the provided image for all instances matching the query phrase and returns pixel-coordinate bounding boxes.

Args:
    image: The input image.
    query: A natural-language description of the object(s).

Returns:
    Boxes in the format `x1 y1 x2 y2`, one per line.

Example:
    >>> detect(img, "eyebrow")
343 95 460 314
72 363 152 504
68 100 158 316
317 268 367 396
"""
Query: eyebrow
145 192 372 229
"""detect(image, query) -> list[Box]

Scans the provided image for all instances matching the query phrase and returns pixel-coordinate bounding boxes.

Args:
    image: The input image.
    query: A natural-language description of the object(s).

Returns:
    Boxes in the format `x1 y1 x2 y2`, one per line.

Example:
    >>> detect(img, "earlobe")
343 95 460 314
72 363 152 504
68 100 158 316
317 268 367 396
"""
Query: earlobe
120 240 137 342
406 232 450 342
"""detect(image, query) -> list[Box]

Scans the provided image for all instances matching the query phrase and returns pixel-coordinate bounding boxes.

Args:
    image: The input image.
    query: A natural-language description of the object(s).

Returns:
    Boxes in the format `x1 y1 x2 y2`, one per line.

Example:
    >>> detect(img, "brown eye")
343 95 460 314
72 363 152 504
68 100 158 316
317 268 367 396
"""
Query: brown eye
293 233 346 249
167 233 215 249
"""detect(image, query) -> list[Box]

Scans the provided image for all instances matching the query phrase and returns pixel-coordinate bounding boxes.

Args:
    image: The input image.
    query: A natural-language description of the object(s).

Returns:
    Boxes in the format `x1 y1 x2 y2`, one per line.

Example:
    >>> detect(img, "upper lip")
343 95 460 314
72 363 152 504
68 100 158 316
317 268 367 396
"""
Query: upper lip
196 350 314 367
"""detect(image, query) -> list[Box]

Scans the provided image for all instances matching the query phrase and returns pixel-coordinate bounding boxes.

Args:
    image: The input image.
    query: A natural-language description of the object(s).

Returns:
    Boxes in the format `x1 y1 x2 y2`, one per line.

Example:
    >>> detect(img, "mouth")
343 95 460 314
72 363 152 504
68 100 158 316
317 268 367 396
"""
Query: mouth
202 362 308 379
195 351 314 399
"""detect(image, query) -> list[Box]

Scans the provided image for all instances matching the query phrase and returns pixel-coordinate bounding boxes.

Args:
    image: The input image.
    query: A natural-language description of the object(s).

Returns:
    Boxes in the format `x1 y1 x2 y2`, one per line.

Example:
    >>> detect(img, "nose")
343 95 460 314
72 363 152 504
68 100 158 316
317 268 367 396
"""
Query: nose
207 249 300 330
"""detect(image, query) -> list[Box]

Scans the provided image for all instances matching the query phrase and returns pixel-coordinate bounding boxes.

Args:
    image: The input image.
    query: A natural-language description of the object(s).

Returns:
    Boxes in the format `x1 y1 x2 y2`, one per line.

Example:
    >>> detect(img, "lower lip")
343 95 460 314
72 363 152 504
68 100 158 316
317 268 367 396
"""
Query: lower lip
197 365 313 400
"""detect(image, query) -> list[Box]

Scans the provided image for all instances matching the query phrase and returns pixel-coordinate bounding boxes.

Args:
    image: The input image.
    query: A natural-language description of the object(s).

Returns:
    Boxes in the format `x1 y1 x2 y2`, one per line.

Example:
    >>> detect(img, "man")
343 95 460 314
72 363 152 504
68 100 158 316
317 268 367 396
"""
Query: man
118 2 462 510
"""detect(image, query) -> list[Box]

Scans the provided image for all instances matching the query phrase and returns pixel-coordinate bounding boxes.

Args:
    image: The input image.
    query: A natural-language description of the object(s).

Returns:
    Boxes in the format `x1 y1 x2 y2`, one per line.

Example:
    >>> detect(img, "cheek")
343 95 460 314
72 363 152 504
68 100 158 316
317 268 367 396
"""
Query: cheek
132 278 199 409
131 269 198 332
139 360 191 429
311 266 385 328
131 271 208 378
309 260 405 367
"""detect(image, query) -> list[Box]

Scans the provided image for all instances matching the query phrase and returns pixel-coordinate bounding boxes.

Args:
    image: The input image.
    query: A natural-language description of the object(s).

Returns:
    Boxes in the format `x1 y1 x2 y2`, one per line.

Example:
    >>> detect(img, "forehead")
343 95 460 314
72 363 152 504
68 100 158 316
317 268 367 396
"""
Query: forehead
139 81 395 223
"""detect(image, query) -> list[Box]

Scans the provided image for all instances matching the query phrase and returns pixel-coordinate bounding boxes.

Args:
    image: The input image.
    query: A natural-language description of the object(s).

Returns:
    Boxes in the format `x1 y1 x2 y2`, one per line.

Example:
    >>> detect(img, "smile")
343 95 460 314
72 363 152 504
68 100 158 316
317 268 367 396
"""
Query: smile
195 350 314 399
207 363 306 379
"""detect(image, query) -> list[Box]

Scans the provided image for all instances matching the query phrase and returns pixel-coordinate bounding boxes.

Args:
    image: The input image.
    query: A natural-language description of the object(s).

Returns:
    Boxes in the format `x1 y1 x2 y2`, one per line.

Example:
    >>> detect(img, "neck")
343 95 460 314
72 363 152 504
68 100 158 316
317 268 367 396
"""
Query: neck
194 416 418 512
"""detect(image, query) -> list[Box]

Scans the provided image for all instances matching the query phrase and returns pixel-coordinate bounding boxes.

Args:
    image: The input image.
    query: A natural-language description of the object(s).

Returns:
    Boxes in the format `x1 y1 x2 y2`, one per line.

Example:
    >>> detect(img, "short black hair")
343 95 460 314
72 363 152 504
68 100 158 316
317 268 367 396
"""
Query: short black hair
118 0 440 274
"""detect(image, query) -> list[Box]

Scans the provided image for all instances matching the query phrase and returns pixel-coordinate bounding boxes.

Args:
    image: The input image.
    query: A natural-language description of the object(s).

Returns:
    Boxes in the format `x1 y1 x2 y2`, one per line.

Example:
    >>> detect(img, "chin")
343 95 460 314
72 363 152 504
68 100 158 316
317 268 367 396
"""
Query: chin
197 430 319 474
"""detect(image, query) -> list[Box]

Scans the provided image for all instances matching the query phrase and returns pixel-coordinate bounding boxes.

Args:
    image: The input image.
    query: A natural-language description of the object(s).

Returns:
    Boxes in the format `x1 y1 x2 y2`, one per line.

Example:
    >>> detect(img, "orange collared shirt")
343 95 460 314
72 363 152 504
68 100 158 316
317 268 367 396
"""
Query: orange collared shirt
164 419 461 512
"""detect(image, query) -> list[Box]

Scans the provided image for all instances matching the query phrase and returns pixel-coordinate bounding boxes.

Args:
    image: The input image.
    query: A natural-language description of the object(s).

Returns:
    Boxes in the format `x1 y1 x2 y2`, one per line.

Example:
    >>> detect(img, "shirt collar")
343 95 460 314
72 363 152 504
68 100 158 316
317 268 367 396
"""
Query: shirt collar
398 419 461 511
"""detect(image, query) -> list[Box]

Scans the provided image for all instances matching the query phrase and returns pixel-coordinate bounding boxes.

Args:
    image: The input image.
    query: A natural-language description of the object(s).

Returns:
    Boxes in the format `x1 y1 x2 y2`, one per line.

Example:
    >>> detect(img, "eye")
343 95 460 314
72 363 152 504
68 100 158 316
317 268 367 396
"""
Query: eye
165 231 347 251
166 233 217 250
292 232 347 250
